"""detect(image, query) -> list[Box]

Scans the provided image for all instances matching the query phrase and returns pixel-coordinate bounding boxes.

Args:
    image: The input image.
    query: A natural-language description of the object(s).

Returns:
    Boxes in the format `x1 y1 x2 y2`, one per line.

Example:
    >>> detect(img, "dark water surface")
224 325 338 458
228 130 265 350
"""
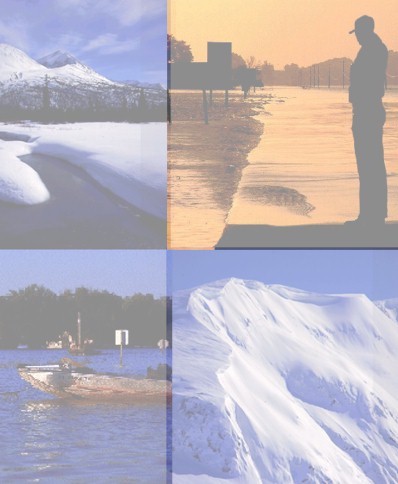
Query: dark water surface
0 150 164 249
0 349 170 483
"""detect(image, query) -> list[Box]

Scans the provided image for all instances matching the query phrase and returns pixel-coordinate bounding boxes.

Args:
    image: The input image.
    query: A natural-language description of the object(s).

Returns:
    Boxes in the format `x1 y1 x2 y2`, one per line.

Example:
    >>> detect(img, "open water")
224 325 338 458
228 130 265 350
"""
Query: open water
0 348 170 483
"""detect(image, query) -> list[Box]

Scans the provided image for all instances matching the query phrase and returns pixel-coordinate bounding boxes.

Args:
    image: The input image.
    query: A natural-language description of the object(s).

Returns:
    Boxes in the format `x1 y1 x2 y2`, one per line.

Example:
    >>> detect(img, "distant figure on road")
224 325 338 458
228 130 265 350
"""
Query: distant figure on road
346 15 388 227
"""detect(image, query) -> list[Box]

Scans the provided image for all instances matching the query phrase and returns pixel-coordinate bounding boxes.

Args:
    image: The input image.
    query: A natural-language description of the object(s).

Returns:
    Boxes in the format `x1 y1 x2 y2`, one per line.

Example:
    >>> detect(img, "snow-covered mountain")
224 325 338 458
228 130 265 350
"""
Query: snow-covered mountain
173 278 398 483
0 44 166 111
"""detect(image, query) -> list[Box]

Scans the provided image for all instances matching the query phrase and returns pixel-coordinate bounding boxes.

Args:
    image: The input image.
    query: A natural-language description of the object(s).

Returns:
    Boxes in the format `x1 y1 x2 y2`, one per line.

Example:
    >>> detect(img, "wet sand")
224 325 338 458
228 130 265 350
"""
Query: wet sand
0 152 165 249
168 90 266 249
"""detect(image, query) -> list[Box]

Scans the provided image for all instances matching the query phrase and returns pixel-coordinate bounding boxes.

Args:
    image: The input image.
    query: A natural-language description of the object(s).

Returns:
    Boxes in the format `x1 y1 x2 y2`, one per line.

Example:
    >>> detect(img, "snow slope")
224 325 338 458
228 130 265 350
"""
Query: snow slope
0 123 166 217
0 43 46 82
0 139 49 204
173 278 398 483
375 299 398 324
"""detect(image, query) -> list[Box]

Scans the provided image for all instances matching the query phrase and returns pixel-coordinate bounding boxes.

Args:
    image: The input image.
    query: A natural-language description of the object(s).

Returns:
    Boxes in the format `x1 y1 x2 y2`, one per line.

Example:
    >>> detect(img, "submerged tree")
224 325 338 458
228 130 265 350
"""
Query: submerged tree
232 52 247 70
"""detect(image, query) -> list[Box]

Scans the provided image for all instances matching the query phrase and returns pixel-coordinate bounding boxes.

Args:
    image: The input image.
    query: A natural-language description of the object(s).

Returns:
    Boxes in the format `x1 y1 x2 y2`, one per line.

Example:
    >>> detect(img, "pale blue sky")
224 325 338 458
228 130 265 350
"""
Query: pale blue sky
0 0 166 84
170 250 398 301
2 250 396 300
0 251 166 297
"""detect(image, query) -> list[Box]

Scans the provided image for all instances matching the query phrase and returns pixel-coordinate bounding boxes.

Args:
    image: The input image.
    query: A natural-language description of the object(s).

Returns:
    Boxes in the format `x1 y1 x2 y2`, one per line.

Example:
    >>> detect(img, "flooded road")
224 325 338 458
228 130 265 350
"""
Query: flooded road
227 87 398 227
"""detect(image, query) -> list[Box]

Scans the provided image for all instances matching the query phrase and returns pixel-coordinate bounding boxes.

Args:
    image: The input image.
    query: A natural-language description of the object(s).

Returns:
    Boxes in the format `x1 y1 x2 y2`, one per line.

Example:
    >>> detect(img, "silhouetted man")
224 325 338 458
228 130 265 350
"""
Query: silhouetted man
346 15 388 227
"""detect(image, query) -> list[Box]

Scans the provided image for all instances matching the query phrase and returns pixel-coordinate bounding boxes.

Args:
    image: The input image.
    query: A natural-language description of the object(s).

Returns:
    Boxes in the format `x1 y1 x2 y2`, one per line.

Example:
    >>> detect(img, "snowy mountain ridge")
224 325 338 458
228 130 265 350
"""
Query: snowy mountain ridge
173 277 398 483
0 43 165 111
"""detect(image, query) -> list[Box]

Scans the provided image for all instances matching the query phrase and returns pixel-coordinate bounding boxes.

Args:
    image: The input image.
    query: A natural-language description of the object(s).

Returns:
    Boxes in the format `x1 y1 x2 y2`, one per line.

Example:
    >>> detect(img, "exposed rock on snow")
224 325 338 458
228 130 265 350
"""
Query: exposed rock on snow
173 278 398 483
37 50 83 68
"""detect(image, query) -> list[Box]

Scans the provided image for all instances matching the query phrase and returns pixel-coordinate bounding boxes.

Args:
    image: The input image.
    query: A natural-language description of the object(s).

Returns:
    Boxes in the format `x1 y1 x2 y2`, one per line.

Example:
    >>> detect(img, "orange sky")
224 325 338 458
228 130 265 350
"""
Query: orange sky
169 0 398 68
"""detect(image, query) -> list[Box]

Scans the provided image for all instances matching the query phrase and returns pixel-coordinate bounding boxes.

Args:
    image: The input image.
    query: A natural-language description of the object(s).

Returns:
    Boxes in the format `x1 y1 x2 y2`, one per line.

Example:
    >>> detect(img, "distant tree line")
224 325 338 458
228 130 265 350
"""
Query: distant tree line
0 102 166 124
168 36 398 88
233 52 398 87
0 285 171 349
0 78 166 123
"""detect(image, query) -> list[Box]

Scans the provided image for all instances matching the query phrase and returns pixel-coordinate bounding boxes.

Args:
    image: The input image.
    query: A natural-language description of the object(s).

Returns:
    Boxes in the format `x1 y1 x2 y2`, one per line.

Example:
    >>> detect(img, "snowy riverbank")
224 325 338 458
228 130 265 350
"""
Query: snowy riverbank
0 122 166 218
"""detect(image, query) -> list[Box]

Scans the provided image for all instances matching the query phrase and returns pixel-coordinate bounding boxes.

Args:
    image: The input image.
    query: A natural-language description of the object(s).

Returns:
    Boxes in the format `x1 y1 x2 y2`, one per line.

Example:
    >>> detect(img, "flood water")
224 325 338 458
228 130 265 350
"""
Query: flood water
228 86 398 226
168 91 267 250
0 348 170 483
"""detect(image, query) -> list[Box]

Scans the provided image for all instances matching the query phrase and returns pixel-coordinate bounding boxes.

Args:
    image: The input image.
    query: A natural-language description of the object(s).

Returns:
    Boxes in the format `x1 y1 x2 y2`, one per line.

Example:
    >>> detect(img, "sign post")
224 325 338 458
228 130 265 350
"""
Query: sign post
115 330 129 367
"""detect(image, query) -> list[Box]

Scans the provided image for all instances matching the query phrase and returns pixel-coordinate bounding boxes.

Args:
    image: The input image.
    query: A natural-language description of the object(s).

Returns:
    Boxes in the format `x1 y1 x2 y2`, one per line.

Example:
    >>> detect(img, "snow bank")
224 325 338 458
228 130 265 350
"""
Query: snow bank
1 123 166 218
173 278 398 483
0 139 49 204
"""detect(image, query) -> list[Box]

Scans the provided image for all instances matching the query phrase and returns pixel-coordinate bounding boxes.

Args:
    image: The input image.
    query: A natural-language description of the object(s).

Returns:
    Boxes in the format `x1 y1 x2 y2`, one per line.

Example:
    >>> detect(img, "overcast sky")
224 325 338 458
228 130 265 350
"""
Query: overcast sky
0 0 166 84
170 0 398 68
170 250 398 301
0 251 166 297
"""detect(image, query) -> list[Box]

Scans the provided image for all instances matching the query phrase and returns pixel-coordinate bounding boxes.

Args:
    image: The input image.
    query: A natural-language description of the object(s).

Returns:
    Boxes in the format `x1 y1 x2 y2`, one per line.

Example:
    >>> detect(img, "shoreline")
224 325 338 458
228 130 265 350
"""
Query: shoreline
168 90 267 249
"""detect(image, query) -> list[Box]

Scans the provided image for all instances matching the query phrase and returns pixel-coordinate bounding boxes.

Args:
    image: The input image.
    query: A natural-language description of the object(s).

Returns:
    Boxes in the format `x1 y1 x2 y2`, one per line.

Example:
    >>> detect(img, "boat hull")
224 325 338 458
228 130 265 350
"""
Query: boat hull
18 366 171 402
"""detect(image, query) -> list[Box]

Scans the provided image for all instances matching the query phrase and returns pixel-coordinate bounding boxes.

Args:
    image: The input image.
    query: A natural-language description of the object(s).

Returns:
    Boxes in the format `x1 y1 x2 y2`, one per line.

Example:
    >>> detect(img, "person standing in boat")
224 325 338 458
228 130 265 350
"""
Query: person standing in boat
346 15 389 227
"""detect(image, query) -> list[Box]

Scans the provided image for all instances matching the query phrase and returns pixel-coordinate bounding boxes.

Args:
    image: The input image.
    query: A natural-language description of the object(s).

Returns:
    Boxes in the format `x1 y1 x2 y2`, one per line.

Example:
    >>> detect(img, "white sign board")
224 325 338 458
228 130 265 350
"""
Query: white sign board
115 330 129 346
157 339 169 350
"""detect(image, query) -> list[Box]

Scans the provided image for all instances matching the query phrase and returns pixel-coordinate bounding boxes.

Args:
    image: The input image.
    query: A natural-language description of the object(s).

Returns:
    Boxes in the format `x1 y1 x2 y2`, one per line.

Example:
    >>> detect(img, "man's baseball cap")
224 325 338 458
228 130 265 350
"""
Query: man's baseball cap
349 15 375 34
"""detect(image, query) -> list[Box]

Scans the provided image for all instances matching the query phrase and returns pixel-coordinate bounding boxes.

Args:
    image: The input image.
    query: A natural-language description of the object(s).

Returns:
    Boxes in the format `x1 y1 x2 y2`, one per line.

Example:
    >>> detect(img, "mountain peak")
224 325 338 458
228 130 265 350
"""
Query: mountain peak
37 50 80 68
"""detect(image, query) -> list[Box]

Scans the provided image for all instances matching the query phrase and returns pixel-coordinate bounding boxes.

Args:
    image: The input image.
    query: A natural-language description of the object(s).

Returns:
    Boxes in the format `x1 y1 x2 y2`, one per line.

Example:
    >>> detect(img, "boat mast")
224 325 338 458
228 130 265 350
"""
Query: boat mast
77 312 81 350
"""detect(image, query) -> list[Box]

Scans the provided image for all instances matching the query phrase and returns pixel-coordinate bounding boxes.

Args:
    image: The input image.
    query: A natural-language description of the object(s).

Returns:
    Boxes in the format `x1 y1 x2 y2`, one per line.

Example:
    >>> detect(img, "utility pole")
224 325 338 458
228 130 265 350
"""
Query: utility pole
342 60 345 89
77 312 81 350
328 64 331 89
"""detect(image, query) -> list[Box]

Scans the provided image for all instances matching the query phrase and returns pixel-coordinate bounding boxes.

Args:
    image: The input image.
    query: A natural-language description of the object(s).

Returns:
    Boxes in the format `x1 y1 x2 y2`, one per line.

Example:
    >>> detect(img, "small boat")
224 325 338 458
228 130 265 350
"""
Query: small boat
46 340 63 349
18 360 171 402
